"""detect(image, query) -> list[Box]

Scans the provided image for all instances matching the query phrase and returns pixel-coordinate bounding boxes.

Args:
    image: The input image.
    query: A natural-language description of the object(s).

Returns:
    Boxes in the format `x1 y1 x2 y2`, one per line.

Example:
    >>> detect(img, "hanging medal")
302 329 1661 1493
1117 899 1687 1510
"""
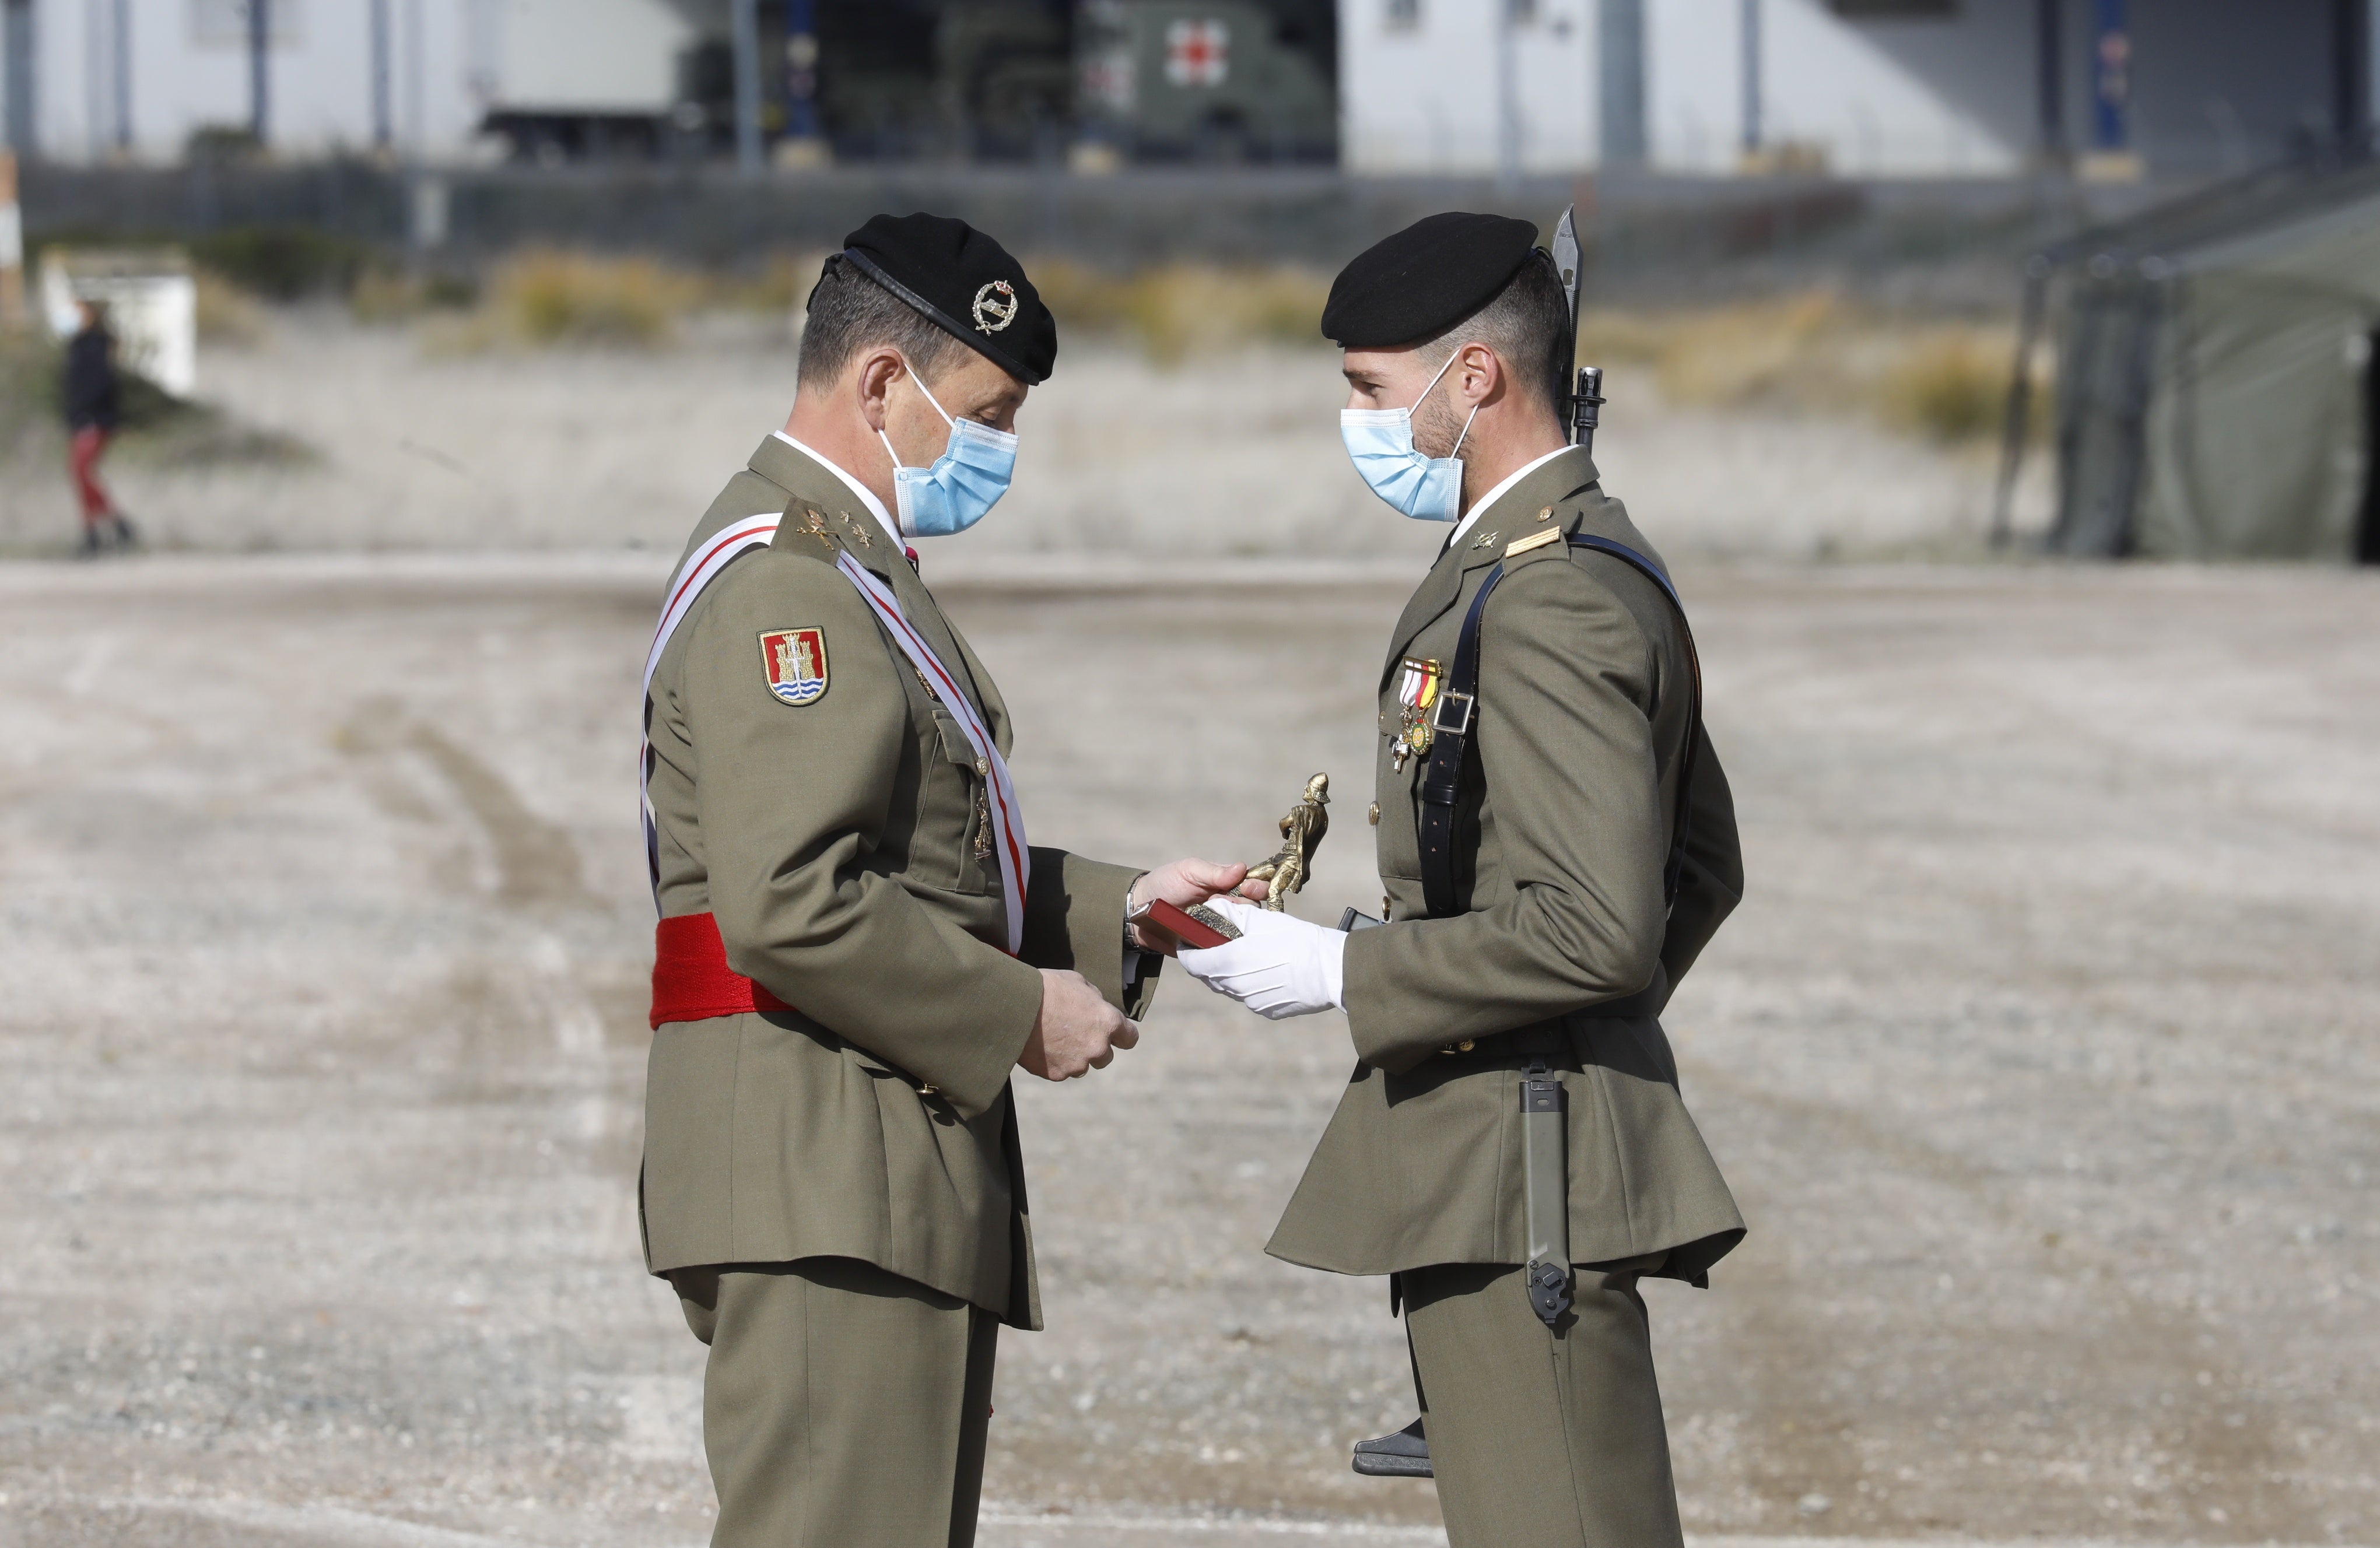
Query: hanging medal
1390 656 1442 772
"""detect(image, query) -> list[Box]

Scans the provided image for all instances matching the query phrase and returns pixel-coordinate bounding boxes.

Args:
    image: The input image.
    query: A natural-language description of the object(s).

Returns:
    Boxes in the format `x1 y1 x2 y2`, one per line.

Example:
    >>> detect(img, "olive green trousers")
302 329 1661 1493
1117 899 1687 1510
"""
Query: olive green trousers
672 1256 999 1548
1402 1255 1683 1548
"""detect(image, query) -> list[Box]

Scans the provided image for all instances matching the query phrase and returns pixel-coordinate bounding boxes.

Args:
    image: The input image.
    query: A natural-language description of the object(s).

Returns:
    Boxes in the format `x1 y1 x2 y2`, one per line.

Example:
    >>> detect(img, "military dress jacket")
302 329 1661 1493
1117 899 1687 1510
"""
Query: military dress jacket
1267 445 1747 1286
640 434 1153 1332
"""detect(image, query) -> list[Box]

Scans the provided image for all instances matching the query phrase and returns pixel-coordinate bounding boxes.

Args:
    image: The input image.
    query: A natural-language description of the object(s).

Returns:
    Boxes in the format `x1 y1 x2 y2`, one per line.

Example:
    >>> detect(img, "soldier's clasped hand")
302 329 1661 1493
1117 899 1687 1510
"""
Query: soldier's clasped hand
1020 968 1140 1080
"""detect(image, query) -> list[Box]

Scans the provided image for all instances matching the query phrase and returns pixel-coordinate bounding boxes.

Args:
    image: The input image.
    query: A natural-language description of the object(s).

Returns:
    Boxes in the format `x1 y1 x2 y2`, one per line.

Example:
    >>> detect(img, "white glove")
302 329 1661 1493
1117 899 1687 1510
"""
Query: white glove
1176 897 1346 1020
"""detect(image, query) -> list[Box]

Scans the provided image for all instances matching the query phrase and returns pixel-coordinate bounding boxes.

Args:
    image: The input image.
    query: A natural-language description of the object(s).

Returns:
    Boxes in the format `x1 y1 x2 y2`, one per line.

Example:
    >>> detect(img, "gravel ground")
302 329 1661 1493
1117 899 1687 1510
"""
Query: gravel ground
1 552 2373 1548
0 311 2049 563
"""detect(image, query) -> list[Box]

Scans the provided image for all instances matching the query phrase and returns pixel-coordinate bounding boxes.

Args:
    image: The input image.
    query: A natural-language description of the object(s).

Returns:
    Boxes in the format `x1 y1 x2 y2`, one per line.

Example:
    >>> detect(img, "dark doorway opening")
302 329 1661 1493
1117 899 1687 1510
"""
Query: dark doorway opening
2361 326 2380 563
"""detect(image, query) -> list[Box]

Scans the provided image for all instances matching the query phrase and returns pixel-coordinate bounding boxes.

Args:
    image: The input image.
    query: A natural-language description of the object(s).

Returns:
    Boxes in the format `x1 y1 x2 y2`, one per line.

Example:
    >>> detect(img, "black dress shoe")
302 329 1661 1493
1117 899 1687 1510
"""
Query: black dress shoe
1351 1416 1431 1477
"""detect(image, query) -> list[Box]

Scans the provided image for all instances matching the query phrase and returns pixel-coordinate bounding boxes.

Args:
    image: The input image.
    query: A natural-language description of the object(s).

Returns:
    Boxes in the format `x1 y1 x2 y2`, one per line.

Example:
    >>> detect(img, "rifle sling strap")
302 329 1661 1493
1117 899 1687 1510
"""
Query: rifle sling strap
1417 534 1703 922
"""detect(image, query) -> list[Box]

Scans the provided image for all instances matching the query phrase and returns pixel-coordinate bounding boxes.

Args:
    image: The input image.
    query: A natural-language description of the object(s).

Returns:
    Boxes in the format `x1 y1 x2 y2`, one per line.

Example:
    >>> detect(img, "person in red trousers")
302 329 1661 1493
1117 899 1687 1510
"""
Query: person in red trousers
62 300 136 557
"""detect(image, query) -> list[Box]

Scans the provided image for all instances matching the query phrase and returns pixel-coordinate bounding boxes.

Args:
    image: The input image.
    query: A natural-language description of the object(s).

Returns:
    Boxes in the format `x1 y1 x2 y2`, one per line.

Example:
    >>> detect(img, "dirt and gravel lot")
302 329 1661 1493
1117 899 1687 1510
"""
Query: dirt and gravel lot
1 546 2373 1548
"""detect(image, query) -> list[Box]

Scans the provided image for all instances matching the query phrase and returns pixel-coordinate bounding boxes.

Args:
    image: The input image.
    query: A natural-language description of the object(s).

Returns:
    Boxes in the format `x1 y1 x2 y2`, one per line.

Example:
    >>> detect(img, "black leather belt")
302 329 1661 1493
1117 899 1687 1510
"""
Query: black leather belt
1435 985 1664 1058
1436 1025 1569 1059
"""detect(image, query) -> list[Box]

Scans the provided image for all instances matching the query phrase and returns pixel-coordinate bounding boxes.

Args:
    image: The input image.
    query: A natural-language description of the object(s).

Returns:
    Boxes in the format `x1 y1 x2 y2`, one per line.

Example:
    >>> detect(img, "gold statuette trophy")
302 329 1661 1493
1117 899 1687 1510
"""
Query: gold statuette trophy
1247 773 1330 911
1161 774 1332 945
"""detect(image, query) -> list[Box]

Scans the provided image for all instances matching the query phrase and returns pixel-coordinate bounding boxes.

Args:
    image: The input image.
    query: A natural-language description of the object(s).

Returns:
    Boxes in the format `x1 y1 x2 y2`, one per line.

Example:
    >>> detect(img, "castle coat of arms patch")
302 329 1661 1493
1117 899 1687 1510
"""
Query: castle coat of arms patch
758 627 829 706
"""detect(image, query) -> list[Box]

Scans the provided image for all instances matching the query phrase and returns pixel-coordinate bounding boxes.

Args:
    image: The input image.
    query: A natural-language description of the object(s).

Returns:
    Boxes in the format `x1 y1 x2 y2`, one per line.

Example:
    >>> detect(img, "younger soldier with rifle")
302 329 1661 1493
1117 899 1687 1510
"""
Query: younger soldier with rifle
1180 212 1747 1548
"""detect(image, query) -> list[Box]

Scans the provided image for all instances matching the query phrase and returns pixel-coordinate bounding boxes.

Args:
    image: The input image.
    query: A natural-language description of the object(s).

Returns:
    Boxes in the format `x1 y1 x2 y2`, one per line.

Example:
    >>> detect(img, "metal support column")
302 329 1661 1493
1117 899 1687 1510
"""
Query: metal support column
111 0 130 153
2089 0 2127 157
1740 0 1762 162
784 0 821 148
1599 0 1646 168
2035 0 2064 165
730 0 762 174
2334 0 2370 157
1990 257 2052 550
0 148 23 329
1495 0 1520 189
370 0 392 150
248 0 271 146
2 0 32 159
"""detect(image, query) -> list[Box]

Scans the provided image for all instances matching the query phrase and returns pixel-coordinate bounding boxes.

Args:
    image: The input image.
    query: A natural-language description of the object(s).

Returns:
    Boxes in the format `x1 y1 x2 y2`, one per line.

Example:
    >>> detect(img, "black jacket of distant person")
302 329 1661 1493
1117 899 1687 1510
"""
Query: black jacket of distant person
62 324 121 433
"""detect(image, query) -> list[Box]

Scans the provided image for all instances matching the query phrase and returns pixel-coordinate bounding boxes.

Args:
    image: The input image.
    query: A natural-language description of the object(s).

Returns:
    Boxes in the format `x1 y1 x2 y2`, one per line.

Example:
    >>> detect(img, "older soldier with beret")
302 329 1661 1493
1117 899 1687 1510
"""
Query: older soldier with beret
639 212 1250 1547
1180 213 1749 1548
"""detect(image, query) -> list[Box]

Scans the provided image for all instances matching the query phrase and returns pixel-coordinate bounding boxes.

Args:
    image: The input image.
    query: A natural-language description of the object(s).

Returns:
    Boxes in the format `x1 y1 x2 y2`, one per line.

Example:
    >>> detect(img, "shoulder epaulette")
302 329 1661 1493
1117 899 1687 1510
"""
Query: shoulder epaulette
1502 500 1592 563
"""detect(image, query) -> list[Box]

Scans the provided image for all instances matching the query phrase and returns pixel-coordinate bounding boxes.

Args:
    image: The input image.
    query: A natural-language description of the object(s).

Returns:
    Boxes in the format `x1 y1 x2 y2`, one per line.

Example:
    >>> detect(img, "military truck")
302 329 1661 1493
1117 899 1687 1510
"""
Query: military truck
475 0 1336 167
1076 0 1336 163
475 0 704 163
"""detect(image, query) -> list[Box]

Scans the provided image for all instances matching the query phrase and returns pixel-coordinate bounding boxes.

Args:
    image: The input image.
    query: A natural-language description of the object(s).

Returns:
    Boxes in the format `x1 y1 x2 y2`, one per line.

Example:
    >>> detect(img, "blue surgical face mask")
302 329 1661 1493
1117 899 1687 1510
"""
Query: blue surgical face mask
878 366 1018 538
1339 349 1479 521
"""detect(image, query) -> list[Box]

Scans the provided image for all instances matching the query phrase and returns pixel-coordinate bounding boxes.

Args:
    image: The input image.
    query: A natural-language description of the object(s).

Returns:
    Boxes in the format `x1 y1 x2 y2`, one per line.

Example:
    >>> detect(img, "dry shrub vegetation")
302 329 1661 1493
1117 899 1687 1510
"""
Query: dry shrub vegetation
1028 269 2038 444
438 249 709 349
192 270 268 346
1580 291 2041 444
384 249 823 349
1027 259 1331 364
201 247 2042 444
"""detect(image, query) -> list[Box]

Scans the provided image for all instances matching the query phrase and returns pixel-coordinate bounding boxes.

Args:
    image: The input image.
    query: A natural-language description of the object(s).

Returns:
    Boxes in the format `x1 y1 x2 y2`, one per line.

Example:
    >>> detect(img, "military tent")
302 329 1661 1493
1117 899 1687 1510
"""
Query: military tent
2001 159 2380 562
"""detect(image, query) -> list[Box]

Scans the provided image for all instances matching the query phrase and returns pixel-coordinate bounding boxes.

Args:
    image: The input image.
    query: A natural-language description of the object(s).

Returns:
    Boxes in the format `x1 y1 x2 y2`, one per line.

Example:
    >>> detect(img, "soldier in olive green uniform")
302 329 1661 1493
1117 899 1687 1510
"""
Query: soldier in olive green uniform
1182 214 1746 1548
639 214 1249 1547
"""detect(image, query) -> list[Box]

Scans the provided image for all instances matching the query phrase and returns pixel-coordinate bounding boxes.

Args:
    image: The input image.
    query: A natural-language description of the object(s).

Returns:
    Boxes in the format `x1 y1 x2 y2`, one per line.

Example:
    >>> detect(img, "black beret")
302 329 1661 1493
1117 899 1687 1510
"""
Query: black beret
1320 212 1543 349
830 212 1056 385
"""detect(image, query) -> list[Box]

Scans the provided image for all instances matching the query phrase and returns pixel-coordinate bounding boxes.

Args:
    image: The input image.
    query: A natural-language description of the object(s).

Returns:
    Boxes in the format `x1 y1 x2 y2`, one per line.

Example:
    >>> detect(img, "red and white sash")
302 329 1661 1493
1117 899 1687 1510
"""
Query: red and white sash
640 514 1031 954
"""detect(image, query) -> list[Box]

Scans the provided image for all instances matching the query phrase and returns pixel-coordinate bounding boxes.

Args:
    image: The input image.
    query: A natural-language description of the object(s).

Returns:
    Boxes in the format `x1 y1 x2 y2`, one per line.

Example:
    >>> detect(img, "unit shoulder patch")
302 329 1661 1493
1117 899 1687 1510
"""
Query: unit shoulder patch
758 626 830 706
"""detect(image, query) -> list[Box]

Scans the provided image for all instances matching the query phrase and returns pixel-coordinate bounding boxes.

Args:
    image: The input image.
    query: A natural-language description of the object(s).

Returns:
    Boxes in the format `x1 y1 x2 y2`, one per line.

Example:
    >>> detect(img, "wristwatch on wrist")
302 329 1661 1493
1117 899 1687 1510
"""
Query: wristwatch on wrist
1123 872 1150 952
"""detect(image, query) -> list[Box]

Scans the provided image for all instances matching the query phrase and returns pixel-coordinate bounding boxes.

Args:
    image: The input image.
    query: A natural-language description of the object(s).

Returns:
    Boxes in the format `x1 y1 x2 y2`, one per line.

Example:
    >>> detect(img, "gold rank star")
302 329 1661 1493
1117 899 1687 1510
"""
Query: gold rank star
839 511 872 549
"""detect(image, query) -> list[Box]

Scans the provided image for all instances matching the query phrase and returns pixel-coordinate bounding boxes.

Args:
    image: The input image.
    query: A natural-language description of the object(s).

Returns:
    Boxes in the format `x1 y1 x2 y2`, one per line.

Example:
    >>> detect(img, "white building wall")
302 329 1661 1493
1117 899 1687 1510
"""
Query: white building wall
1513 2 1595 171
496 0 688 112
1345 0 2046 178
15 0 683 165
30 0 81 156
1341 0 1596 175
1641 0 1729 173
1735 0 2025 177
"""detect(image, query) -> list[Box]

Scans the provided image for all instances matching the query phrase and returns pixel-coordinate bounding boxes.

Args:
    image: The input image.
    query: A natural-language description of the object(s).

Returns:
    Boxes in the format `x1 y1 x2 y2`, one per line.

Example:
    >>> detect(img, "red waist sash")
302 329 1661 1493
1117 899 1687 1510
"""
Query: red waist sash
650 911 793 1030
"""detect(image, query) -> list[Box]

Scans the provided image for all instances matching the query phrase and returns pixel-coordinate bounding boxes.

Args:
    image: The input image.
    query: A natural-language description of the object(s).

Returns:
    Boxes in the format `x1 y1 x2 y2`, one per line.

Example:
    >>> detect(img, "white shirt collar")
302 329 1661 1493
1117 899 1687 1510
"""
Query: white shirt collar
1447 444 1576 550
772 430 903 543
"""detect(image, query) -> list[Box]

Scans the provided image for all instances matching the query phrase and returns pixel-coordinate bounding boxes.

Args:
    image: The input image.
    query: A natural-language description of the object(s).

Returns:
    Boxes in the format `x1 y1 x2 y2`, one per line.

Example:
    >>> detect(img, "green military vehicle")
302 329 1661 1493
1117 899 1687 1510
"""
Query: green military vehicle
664 0 1335 166
1076 0 1336 163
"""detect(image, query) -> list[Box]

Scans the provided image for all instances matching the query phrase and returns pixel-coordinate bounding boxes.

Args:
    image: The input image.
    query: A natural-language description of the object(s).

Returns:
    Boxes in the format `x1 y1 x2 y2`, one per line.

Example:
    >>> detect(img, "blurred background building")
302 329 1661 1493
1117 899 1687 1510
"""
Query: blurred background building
0 0 2370 178
1348 0 2374 181
6 0 2380 567
0 0 1338 168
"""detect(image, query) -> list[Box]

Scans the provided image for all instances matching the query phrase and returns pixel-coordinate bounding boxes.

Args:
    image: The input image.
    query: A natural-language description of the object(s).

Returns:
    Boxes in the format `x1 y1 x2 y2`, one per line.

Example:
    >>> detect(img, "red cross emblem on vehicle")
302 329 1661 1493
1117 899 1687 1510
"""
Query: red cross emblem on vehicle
1164 19 1229 88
